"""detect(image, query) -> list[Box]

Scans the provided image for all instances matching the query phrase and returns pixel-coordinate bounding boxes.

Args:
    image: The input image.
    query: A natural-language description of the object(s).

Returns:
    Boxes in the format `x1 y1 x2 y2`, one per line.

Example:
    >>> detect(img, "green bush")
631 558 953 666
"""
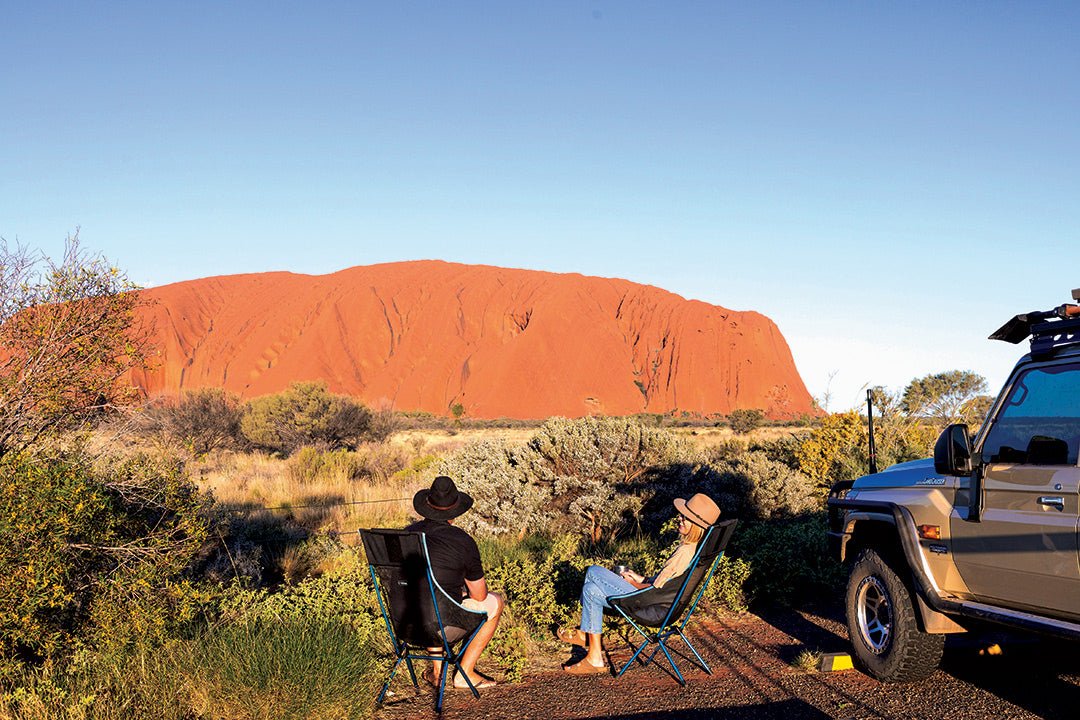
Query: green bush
728 514 844 606
728 408 765 435
0 449 210 658
702 555 753 613
286 446 364 484
240 382 373 455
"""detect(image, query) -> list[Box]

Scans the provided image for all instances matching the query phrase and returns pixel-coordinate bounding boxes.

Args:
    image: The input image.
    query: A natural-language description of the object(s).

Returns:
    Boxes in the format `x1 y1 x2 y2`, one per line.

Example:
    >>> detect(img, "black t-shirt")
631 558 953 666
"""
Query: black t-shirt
406 518 484 597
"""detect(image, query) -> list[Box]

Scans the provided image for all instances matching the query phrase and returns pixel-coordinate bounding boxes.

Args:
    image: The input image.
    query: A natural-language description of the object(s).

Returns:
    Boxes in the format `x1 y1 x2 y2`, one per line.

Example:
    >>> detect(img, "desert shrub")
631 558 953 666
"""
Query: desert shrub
145 388 244 455
184 615 380 720
707 450 821 520
240 382 373 455
728 515 844 606
223 560 382 640
0 640 190 720
0 449 210 658
704 437 748 463
352 442 409 483
728 408 765 435
523 416 694 544
795 407 938 489
286 446 363 484
436 439 550 539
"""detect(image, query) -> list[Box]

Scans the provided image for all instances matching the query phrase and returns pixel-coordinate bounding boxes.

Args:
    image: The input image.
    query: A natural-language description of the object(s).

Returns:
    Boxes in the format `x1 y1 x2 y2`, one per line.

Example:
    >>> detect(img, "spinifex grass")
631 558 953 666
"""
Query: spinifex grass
186 616 382 720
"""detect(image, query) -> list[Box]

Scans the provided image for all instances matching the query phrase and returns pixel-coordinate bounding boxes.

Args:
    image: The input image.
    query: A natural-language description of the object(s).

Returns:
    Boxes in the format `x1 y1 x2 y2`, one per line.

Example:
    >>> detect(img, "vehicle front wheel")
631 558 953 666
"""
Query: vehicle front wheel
845 548 945 682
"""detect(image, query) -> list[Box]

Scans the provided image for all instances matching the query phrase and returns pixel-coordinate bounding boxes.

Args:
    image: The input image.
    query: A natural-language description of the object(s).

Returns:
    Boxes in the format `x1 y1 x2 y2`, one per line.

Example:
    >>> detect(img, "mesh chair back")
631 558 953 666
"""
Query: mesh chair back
359 529 485 648
666 519 737 620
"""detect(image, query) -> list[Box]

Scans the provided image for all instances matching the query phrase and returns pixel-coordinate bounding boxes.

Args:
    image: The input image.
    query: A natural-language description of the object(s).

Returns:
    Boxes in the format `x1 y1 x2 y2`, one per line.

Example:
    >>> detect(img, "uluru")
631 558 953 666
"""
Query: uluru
130 261 814 419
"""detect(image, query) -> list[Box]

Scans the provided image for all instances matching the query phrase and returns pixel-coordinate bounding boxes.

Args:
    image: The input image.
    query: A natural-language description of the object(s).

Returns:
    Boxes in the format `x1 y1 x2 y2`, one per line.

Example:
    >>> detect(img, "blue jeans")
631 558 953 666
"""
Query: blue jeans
579 565 636 634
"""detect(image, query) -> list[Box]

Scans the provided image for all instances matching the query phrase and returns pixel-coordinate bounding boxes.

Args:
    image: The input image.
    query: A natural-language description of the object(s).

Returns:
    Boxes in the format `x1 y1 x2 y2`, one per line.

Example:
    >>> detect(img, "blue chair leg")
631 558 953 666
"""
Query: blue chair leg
617 638 650 677
455 662 481 698
377 655 404 705
657 638 686 686
404 654 419 687
675 627 711 674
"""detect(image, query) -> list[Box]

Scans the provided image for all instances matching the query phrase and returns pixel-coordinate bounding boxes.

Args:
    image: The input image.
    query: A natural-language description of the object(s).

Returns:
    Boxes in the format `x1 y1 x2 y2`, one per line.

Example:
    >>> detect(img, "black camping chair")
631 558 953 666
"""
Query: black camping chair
605 519 738 685
359 529 488 712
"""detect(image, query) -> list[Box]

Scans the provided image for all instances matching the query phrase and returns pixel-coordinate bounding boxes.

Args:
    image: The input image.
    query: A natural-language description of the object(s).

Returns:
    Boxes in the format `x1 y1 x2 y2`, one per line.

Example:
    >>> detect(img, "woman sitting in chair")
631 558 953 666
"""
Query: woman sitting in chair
557 492 721 675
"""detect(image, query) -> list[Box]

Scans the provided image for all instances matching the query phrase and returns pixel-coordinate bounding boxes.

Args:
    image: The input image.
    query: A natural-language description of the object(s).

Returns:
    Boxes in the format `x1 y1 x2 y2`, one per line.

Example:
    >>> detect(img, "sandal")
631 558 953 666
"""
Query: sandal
453 671 497 690
562 658 608 675
556 626 587 647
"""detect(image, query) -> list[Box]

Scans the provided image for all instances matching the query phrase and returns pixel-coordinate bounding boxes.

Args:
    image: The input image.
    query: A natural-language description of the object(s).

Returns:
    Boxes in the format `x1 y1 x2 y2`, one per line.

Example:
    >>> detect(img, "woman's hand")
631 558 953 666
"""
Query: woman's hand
620 569 645 585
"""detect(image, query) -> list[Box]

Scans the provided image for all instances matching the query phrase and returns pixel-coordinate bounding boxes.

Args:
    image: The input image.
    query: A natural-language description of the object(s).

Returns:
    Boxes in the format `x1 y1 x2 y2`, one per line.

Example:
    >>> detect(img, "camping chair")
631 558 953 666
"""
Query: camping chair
359 529 488 712
605 518 738 685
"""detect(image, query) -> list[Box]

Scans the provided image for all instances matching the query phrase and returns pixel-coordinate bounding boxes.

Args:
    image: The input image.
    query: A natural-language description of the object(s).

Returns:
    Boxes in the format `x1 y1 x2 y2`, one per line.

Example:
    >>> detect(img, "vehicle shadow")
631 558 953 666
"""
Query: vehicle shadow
940 631 1080 720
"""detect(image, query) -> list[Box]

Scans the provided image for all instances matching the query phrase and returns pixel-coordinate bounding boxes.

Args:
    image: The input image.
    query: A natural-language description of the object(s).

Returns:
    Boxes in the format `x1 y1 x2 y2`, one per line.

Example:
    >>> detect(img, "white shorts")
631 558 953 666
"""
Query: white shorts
462 592 500 617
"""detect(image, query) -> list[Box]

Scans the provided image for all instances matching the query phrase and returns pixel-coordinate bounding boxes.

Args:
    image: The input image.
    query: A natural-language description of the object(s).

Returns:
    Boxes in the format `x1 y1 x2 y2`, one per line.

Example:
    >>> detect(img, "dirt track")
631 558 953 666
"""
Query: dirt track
376 607 1080 720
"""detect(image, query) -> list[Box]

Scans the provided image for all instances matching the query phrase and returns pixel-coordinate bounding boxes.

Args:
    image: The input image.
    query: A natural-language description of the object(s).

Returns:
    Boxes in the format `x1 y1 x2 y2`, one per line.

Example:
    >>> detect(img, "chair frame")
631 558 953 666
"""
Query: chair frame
362 529 488 712
606 519 737 685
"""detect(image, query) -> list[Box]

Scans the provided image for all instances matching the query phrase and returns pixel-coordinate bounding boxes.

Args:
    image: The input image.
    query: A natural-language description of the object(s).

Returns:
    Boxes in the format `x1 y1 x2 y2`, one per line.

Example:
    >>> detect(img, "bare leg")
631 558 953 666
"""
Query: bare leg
456 592 504 686
584 632 605 666
425 648 443 686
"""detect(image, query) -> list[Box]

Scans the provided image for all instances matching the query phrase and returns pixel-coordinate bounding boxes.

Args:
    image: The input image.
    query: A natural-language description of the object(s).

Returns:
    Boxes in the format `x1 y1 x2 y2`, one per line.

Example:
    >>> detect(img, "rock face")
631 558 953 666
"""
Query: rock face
131 261 814 419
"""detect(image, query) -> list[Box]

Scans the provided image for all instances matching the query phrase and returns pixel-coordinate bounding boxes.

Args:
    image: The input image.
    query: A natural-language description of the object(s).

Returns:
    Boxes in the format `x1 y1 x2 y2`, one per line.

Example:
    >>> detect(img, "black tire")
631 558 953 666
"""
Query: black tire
845 548 945 682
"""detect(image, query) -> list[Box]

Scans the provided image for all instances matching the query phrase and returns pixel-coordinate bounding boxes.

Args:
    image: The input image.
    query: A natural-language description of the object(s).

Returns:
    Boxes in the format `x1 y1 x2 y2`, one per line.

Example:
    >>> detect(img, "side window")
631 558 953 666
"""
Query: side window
980 363 1080 466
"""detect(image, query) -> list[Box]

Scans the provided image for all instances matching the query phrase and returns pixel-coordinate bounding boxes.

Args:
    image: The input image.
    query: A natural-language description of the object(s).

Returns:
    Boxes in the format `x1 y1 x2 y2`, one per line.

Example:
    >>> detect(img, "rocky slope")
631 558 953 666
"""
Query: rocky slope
131 261 813 419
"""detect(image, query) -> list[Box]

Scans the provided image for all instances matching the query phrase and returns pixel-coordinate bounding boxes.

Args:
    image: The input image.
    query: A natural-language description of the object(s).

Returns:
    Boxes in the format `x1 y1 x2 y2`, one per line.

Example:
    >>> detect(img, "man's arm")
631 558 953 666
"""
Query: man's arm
464 576 489 602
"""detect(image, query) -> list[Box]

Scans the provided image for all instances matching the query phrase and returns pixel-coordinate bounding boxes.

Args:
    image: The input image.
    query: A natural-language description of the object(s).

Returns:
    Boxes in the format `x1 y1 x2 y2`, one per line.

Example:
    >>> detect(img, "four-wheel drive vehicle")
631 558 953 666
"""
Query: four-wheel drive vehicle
828 290 1080 682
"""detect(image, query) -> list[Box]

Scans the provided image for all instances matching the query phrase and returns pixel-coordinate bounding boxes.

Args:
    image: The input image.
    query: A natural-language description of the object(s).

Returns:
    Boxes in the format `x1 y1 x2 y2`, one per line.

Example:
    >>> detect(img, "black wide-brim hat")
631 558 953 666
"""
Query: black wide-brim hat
413 475 474 520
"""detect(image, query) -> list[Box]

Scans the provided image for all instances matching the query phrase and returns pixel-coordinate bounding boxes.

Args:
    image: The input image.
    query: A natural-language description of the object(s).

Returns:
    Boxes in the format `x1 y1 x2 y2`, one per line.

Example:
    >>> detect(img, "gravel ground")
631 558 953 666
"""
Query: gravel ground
376 607 1080 720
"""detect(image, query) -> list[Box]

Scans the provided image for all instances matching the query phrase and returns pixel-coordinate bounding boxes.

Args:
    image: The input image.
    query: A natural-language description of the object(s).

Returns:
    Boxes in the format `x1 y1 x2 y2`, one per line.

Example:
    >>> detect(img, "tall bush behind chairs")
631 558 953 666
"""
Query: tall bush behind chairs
358 529 488 713
605 519 738 685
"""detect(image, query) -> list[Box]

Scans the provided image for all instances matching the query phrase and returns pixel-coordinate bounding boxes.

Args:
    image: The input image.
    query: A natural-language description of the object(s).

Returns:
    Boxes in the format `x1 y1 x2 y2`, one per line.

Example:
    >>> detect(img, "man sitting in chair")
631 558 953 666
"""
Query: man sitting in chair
408 475 504 689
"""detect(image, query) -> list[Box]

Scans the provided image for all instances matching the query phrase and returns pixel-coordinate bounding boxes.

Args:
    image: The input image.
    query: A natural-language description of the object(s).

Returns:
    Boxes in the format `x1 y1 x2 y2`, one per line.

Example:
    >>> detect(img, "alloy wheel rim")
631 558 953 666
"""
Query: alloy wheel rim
855 575 892 654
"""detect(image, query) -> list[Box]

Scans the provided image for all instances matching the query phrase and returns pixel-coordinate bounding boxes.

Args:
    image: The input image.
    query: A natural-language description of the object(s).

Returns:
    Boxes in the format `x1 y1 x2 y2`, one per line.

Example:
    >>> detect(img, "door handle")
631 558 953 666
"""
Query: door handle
1038 496 1065 510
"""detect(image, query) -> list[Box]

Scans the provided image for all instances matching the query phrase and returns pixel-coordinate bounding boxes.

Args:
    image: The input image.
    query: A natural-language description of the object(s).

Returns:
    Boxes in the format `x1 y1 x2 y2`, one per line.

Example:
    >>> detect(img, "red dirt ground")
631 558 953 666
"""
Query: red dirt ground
376 609 1080 720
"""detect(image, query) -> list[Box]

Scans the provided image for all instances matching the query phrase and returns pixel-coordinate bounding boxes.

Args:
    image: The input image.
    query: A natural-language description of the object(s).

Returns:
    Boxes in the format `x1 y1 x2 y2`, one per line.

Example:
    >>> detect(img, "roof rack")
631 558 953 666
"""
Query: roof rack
990 289 1080 359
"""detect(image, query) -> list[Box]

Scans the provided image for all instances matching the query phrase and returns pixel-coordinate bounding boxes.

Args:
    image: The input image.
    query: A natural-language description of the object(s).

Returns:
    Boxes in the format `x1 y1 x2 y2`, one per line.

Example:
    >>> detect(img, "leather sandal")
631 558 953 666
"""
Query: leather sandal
556 626 587 647
562 658 608 675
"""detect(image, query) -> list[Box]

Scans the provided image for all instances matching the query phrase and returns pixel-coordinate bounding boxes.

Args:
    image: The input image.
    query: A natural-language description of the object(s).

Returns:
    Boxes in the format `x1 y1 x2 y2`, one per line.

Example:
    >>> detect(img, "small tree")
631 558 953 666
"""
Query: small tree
729 408 765 435
0 233 148 458
902 370 990 425
240 382 373 454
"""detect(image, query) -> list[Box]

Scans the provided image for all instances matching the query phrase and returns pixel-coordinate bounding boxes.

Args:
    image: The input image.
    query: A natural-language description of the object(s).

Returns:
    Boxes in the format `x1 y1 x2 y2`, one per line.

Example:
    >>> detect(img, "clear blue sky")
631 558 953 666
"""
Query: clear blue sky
3 1 1079 410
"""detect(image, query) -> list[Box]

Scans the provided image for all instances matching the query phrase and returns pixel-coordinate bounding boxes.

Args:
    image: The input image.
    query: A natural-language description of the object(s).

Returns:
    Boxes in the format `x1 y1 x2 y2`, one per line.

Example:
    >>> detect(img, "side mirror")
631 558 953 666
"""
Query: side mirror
934 424 973 476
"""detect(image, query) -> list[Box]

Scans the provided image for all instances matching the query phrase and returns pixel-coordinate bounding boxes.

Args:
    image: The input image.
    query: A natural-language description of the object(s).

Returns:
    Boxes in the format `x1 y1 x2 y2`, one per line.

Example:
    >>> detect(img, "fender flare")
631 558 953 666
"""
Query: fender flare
828 497 964 620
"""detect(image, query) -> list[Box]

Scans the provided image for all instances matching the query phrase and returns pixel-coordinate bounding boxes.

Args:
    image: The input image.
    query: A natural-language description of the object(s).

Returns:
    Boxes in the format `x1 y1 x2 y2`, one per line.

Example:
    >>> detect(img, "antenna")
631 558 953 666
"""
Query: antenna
866 389 878 475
